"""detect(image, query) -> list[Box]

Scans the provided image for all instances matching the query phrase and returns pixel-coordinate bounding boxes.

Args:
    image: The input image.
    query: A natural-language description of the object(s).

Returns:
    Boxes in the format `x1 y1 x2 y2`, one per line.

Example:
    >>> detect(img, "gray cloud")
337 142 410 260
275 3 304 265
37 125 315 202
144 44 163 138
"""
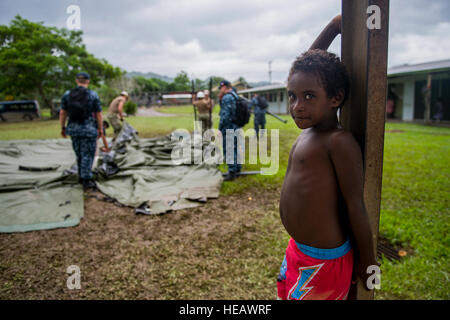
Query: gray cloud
1 0 449 82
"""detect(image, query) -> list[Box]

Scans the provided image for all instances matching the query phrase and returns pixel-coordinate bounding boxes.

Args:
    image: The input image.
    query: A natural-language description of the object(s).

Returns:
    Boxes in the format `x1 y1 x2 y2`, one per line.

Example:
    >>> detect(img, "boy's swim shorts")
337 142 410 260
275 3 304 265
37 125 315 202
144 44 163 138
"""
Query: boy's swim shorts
277 238 353 300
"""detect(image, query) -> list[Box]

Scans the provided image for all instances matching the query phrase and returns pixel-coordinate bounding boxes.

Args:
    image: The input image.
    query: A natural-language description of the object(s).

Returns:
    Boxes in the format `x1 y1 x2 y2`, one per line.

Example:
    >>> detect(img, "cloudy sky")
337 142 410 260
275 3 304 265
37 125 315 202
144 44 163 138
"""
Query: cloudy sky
1 0 449 83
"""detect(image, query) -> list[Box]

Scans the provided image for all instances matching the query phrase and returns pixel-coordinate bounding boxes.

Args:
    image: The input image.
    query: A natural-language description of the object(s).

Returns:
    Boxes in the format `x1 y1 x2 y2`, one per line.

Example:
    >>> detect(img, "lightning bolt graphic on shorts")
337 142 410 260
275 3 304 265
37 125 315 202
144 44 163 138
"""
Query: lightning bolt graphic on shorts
288 263 324 300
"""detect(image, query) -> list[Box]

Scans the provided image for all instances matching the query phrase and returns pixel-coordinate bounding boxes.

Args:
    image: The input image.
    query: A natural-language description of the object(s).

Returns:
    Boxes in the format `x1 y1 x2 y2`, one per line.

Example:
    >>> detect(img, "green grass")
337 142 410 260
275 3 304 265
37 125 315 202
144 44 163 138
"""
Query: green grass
0 106 448 299
376 123 450 299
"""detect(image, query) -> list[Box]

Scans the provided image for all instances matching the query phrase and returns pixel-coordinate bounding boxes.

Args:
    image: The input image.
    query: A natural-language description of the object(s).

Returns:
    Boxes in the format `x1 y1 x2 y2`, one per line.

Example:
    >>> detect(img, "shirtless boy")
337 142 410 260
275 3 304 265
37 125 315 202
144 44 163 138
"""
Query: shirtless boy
278 16 378 300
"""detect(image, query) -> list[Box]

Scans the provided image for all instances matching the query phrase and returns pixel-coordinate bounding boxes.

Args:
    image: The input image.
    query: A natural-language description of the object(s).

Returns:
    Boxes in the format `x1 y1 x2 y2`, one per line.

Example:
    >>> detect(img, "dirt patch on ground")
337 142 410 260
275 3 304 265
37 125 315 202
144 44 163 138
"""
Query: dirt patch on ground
137 107 175 117
377 236 414 261
0 185 285 299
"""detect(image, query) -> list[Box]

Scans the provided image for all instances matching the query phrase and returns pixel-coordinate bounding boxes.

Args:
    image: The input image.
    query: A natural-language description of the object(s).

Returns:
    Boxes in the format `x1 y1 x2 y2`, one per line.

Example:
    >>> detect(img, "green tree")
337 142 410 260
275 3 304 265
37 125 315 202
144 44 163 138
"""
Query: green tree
194 78 206 91
150 78 170 92
0 15 123 108
170 71 190 91
133 76 160 94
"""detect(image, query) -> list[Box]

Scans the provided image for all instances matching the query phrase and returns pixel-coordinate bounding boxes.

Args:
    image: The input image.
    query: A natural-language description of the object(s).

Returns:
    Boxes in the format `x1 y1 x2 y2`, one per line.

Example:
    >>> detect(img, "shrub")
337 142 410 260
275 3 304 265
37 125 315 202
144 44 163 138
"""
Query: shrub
123 100 137 116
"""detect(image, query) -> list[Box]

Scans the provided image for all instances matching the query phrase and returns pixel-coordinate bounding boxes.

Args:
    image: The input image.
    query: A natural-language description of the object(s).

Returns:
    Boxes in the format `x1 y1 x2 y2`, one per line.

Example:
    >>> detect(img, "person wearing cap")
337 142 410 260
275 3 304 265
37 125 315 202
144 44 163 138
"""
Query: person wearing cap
107 91 129 141
203 89 214 129
218 80 242 181
192 91 211 135
59 72 103 191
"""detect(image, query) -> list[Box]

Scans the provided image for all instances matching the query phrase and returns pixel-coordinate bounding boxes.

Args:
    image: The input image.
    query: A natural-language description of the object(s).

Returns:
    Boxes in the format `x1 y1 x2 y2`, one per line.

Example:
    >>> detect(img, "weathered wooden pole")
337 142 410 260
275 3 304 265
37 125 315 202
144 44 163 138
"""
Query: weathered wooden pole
340 0 389 300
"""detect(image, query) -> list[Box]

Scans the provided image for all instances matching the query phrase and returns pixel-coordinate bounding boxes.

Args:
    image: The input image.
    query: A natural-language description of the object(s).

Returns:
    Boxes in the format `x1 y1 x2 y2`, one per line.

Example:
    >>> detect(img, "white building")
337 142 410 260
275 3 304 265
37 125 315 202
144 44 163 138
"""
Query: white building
387 59 450 122
162 93 192 105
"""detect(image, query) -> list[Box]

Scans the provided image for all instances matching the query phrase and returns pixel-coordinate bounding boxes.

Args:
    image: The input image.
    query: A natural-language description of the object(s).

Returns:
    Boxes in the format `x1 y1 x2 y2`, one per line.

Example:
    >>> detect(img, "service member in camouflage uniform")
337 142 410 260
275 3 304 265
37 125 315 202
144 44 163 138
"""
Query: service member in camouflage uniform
251 93 267 139
60 72 103 190
218 80 242 181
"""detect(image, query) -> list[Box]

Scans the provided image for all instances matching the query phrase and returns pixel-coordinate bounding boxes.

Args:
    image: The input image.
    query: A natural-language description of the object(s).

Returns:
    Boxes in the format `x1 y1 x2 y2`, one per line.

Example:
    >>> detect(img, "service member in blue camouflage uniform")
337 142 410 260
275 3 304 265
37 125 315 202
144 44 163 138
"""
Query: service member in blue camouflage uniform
218 80 242 181
59 72 104 191
251 93 267 139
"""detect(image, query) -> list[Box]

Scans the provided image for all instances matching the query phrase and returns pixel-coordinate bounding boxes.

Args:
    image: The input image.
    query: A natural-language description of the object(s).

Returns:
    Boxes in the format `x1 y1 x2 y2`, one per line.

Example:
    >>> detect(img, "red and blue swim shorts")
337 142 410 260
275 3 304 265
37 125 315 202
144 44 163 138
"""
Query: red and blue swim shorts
277 238 353 300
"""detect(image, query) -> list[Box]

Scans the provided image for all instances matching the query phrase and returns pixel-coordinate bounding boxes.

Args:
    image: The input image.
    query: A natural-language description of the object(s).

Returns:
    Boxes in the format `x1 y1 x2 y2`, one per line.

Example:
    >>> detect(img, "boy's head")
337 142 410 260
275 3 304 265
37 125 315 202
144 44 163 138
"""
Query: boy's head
288 50 349 107
103 120 110 129
287 50 350 129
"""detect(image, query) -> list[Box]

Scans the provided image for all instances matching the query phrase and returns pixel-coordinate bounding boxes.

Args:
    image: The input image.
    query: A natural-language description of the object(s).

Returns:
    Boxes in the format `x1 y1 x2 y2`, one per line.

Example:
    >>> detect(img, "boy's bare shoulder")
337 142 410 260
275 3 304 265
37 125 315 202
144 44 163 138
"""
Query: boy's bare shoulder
328 128 356 143
327 128 362 160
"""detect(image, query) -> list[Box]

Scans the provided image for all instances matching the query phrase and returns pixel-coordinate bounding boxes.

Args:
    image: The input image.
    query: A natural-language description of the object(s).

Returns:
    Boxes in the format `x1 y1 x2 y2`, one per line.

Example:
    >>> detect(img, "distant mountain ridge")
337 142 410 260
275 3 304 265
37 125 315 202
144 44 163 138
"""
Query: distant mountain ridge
126 71 174 83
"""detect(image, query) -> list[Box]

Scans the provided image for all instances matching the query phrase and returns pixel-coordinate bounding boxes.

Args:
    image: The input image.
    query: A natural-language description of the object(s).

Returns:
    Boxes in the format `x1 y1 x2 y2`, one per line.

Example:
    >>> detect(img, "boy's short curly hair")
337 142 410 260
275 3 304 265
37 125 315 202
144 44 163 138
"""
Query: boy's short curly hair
288 49 350 108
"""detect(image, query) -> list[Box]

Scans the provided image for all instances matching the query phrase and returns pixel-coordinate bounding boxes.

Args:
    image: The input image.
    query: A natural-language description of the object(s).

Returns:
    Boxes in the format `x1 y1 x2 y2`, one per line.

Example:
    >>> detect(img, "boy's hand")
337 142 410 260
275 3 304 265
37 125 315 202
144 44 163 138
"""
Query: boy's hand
100 146 110 153
97 129 103 138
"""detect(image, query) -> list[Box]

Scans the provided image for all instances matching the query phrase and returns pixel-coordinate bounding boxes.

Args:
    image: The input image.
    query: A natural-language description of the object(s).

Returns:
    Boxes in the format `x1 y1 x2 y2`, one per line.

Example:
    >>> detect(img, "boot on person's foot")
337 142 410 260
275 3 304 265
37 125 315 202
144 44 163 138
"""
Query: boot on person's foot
82 179 97 191
223 171 236 181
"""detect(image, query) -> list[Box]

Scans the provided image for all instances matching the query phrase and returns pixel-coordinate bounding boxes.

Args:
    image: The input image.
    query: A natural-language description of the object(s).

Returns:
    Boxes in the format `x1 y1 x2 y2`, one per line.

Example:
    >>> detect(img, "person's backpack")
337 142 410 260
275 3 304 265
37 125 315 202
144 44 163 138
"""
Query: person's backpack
257 95 269 109
230 94 250 127
67 87 90 123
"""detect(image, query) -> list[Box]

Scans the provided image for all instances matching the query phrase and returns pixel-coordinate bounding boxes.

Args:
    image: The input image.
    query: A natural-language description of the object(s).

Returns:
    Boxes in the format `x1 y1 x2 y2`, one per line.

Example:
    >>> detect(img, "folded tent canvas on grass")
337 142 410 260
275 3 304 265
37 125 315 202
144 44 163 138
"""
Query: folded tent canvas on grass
0 122 223 233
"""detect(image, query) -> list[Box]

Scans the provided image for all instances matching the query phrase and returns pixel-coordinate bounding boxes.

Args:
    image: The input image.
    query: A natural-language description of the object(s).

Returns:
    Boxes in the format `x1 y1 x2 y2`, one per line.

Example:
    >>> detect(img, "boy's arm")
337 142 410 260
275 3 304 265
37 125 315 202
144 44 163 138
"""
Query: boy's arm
329 131 378 290
309 15 342 51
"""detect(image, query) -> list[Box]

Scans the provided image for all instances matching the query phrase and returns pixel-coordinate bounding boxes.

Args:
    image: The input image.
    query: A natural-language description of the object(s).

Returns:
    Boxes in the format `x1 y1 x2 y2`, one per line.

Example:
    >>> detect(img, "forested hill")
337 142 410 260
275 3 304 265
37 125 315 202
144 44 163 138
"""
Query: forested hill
126 71 173 83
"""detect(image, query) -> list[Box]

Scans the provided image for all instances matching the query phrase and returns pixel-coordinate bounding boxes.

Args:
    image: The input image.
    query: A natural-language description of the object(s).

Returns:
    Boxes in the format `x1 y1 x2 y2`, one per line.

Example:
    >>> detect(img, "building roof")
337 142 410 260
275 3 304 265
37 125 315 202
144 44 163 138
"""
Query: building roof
388 59 450 77
238 83 286 94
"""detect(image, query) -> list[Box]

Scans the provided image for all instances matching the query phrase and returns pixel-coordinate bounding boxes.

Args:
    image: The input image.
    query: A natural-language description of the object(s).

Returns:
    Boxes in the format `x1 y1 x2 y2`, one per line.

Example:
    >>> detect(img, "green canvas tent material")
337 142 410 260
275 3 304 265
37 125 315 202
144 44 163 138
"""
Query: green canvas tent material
0 123 223 232
0 139 83 232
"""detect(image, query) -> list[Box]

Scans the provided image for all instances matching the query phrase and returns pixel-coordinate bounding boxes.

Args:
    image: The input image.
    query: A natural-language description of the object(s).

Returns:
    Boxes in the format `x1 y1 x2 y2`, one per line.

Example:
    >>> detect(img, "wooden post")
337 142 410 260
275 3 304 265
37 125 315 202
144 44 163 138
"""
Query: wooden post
341 0 389 300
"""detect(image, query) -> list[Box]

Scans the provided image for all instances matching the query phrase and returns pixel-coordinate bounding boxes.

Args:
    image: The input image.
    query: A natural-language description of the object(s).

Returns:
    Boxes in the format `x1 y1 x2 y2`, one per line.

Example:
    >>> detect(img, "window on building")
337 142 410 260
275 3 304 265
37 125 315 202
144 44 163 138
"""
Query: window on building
280 91 284 102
